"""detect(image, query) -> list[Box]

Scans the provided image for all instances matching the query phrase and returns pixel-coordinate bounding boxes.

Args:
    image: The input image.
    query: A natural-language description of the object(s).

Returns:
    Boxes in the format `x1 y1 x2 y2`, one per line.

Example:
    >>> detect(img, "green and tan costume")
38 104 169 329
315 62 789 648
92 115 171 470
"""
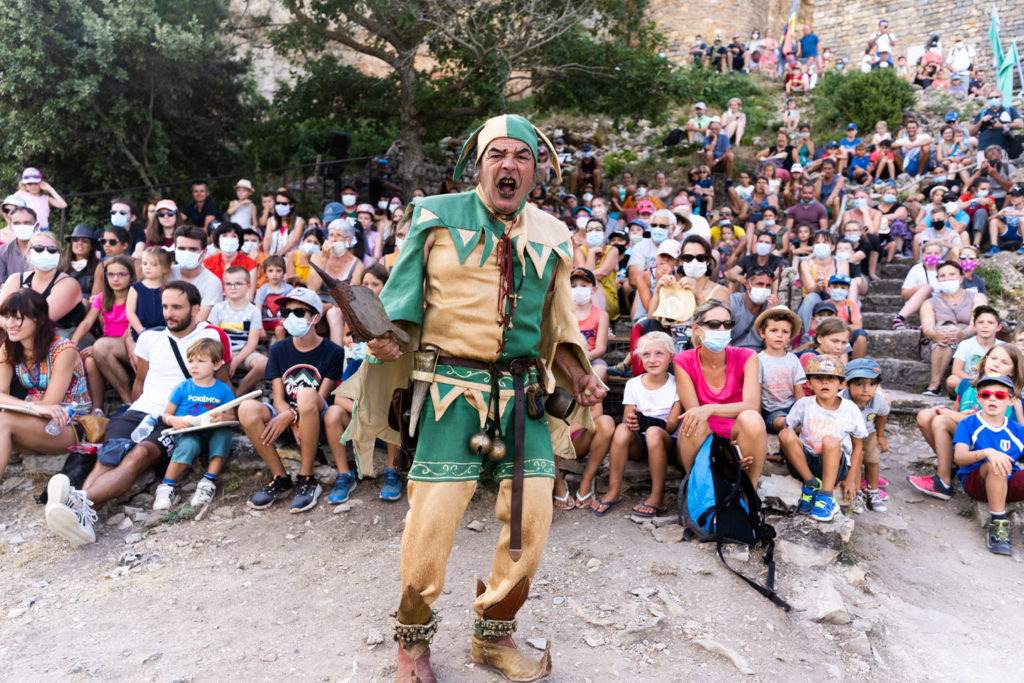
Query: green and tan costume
342 114 594 680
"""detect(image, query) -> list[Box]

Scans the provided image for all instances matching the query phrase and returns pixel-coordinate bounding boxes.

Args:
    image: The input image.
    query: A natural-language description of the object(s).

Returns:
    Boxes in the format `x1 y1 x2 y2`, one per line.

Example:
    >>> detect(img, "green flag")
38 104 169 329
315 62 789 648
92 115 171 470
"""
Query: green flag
998 42 1019 107
990 6 1003 66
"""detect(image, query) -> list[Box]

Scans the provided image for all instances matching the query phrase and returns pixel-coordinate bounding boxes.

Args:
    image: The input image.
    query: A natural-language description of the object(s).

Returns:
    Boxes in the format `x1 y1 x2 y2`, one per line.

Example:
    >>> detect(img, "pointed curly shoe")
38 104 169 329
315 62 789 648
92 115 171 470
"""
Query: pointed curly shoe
470 634 551 682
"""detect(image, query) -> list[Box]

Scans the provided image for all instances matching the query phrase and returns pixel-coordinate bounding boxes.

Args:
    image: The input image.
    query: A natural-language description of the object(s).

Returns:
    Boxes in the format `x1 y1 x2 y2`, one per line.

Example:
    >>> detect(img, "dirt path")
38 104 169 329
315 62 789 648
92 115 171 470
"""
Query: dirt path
1 416 1020 681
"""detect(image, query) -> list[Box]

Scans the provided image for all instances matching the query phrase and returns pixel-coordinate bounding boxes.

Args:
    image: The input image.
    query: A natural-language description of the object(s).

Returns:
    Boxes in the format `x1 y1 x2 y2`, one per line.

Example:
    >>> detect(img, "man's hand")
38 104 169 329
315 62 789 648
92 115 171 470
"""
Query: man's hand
367 336 401 362
573 373 606 407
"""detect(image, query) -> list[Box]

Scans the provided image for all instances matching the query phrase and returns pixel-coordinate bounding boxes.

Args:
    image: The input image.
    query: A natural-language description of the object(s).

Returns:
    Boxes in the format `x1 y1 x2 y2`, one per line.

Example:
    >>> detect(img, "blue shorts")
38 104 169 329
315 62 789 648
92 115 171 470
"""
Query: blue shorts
762 409 790 434
787 446 850 487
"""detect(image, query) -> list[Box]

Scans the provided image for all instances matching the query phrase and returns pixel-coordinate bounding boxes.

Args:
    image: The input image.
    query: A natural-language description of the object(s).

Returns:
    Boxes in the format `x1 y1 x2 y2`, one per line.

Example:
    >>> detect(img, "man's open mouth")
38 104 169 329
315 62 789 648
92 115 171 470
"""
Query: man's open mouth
497 177 517 198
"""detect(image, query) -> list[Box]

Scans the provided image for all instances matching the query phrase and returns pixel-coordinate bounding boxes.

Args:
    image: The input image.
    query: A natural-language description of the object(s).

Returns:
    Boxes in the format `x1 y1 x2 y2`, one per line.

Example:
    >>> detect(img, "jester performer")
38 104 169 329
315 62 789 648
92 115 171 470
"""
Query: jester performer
345 114 606 681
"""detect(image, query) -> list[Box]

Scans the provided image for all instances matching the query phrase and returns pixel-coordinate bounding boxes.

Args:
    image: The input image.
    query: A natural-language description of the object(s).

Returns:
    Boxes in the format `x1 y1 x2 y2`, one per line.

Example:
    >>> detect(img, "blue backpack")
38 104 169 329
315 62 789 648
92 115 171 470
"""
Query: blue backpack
678 435 791 611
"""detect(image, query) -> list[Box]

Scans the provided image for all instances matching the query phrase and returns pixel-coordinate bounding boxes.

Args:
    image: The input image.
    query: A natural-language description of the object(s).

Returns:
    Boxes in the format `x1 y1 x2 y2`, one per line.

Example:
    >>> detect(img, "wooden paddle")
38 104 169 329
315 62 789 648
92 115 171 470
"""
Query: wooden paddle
309 262 410 344
159 390 260 437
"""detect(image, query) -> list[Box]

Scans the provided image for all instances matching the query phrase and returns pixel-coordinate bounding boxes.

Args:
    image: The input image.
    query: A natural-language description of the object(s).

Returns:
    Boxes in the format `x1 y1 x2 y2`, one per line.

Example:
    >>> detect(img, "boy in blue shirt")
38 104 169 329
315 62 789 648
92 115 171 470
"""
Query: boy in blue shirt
953 374 1024 556
153 338 238 510
840 359 890 513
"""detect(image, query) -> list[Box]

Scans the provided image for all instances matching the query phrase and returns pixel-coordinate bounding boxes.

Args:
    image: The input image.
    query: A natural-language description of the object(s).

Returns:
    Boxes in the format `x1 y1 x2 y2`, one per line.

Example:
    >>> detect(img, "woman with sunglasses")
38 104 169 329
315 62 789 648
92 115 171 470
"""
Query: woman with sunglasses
958 245 986 295
307 219 365 346
90 226 130 298
673 235 728 307
0 289 92 481
60 224 101 303
674 300 767 488
133 199 183 259
0 232 86 339
263 190 305 256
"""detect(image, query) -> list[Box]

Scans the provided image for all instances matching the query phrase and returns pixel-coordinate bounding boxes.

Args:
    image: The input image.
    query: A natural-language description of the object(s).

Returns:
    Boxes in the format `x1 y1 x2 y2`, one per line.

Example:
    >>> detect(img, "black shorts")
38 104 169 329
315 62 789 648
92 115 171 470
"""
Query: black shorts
100 409 174 466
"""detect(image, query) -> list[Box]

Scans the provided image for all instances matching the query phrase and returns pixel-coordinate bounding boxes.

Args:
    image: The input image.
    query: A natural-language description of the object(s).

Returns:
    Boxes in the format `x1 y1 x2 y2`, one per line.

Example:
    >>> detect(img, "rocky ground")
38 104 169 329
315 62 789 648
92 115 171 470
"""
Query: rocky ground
0 412 1021 682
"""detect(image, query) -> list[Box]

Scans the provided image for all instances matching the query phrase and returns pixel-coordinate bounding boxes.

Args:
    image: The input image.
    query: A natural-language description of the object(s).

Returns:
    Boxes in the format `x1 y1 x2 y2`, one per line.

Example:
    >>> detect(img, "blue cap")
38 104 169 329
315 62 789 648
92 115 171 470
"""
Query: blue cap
322 202 344 223
627 219 647 230
976 374 1016 393
846 123 858 130
574 206 592 216
828 273 851 286
827 140 840 148
845 358 882 381
945 112 959 122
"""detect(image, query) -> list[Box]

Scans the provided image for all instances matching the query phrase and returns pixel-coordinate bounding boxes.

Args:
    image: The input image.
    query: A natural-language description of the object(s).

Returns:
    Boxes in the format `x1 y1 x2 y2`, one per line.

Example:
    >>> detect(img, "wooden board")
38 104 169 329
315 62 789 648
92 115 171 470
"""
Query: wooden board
0 404 50 419
161 420 241 437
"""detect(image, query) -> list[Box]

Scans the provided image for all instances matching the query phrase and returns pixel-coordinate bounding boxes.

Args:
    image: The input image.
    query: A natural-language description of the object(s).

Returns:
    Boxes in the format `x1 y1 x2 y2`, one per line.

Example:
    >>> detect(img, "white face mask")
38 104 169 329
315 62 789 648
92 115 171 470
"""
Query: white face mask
812 243 831 259
748 287 770 304
301 243 321 255
977 190 989 199
755 242 773 256
937 280 960 295
591 206 606 219
218 237 239 254
582 193 594 202
12 223 35 242
274 203 291 217
944 201 959 214
576 216 589 230
175 249 201 270
683 260 707 279
571 286 592 306
341 194 357 207
71 259 88 272
241 241 258 255
377 200 389 210
29 248 60 272
636 187 648 197
331 242 347 257
394 237 405 250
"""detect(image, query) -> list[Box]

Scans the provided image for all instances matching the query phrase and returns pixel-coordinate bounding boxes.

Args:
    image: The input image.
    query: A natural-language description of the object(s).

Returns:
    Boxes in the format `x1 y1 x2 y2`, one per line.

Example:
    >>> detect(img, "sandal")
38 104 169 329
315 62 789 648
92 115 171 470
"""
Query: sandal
592 497 622 517
553 490 576 510
575 484 595 509
631 502 668 518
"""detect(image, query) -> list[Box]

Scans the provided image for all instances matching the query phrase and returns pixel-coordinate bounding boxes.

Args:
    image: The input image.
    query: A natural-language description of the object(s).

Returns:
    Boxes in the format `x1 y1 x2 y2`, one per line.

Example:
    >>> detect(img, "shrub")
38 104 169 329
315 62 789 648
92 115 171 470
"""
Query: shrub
811 69 916 133
976 264 1004 298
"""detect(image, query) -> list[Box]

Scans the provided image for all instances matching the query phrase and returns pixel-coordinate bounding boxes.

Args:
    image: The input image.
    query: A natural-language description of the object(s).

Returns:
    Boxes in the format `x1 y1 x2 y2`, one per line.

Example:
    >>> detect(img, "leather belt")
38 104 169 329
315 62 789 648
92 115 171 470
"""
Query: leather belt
437 354 533 562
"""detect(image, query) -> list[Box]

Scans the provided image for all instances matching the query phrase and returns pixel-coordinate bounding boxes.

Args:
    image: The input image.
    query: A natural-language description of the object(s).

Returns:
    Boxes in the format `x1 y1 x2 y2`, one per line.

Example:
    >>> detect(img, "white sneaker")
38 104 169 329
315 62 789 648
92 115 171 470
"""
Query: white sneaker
153 483 175 511
45 479 97 547
46 473 70 512
866 489 887 512
189 479 216 507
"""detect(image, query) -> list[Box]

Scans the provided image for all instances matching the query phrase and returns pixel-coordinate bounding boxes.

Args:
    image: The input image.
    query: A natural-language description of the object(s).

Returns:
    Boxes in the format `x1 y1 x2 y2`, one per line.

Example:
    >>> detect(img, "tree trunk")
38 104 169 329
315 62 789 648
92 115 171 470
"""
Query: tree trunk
396 51 427 201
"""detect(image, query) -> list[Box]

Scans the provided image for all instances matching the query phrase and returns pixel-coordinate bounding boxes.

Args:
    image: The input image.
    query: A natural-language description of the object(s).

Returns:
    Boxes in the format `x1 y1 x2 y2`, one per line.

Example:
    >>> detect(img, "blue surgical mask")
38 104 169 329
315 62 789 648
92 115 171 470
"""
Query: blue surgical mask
630 233 643 244
762 219 776 227
934 175 947 183
283 312 312 337
701 329 731 352
586 231 604 248
852 198 867 210
301 243 321 255
175 249 201 270
882 193 897 204
110 212 129 228
348 341 367 362
835 251 852 261
812 243 830 259
218 237 239 254
241 241 257 255
800 198 812 206
989 97 1002 108
274 203 291 217
829 288 848 302
755 242 773 256
650 228 668 244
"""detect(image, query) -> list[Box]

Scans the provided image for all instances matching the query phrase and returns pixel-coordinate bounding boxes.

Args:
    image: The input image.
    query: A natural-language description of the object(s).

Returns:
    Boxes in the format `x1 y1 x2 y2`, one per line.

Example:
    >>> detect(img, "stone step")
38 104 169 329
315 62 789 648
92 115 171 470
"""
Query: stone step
884 387 947 417
862 311 918 330
876 357 930 389
866 329 923 360
877 261 912 279
861 293 903 310
865 278 902 295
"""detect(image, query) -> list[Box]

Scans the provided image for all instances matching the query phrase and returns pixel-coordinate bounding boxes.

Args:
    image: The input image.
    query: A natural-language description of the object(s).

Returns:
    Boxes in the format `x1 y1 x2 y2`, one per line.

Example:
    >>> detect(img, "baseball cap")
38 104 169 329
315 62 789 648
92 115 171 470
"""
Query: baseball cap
827 140 840 149
626 219 647 230
574 206 592 217
951 74 961 81
805 354 846 378
657 238 681 259
276 287 323 315
322 202 344 223
155 199 178 212
845 358 882 381
695 101 707 110
976 374 1016 393
636 199 656 214
828 273 852 286
235 179 253 190
555 137 565 145
356 203 375 215
791 163 804 173
20 167 42 183
582 143 592 152
812 301 838 316
2 195 27 209
570 267 596 285
846 123 858 130
1010 185 1024 197
945 112 959 122
608 230 628 242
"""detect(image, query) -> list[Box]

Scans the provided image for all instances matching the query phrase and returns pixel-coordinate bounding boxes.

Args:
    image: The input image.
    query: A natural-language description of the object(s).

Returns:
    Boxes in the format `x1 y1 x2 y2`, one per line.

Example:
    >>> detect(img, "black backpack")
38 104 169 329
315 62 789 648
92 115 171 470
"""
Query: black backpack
662 128 685 147
678 435 791 610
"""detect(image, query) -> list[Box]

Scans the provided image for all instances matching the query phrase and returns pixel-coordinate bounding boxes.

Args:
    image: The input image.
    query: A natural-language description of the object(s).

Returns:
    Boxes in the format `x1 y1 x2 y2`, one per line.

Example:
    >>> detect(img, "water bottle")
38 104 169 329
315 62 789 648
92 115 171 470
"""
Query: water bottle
44 402 77 436
130 415 159 443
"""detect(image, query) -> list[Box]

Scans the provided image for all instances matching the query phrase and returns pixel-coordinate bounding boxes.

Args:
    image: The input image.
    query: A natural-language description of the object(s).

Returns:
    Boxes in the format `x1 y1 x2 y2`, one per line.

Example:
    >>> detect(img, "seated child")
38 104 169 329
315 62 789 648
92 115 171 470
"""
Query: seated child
208 266 267 395
848 143 871 183
910 344 1024 499
713 224 740 275
779 354 868 522
795 315 852 395
945 305 1002 396
591 332 681 517
841 359 890 513
953 374 1024 556
153 339 238 510
572 267 610 382
254 255 294 343
756 306 806 435
825 273 867 358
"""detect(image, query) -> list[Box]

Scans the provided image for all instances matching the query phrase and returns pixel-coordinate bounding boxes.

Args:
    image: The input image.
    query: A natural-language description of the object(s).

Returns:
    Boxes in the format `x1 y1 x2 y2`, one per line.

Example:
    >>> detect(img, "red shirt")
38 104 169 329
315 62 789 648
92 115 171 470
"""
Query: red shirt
203 252 258 283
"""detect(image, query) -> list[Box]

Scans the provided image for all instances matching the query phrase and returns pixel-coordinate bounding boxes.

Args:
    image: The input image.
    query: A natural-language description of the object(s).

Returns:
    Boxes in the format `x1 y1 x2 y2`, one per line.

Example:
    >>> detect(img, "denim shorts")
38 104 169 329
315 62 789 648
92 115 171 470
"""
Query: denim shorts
786 446 850 487
762 409 790 434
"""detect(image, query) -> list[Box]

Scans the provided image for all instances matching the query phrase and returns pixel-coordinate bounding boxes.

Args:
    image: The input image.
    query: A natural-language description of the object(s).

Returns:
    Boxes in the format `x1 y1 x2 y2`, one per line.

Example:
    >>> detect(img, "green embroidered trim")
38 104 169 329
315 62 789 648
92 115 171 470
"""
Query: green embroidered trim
494 458 556 481
408 461 482 482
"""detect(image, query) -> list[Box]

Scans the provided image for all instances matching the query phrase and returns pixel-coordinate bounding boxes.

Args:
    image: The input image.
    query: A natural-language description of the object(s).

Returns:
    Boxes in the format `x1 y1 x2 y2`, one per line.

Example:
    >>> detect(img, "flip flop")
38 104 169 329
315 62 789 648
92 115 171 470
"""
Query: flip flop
553 491 576 510
575 485 595 509
592 497 622 517
631 502 668 518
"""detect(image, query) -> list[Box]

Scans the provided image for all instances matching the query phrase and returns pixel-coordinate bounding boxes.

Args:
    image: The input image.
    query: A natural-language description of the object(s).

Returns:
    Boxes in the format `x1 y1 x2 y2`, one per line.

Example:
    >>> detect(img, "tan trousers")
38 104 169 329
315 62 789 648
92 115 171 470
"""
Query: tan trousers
399 477 554 618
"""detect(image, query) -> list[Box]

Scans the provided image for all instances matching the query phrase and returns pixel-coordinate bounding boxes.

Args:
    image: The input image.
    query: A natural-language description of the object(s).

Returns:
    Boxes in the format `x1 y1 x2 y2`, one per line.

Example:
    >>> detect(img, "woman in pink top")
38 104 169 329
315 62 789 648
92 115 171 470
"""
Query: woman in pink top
674 300 767 487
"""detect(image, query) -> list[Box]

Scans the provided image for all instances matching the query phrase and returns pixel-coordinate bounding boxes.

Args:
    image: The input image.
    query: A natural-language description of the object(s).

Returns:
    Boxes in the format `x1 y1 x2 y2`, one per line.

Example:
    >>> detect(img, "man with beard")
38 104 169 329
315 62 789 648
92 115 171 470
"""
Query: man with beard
44 281 229 546
346 114 605 681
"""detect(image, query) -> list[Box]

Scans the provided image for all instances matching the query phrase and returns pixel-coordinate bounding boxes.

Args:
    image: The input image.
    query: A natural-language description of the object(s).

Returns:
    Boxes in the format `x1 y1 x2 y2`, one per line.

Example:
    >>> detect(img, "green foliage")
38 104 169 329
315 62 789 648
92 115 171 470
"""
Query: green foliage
811 69 916 133
0 0 254 202
162 504 200 524
976 264 1005 297
602 150 639 179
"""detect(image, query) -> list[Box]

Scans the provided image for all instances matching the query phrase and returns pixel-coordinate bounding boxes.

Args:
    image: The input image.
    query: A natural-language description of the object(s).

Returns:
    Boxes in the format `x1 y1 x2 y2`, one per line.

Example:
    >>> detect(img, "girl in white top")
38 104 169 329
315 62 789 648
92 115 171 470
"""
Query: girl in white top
591 332 682 518
227 180 258 231
14 168 66 230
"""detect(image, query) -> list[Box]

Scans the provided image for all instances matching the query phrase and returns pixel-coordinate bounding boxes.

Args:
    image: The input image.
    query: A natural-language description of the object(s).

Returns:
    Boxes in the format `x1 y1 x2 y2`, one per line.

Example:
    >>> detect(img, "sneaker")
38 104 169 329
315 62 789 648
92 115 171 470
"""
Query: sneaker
921 388 942 397
861 477 889 489
189 479 217 507
153 483 175 510
248 475 293 510
797 478 821 515
986 246 1000 257
379 468 402 502
810 492 838 522
328 472 357 505
907 474 953 500
987 519 1013 556
866 489 887 512
44 475 97 546
850 490 866 515
290 476 323 513
111 403 131 419
891 314 906 330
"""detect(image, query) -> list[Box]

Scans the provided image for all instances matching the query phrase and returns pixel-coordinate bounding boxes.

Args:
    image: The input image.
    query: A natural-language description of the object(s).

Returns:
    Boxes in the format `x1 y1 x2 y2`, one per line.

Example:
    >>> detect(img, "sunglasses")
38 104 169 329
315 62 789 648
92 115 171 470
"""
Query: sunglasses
156 210 177 218
280 307 315 319
100 238 123 246
31 246 59 254
979 390 1010 400
961 256 979 261
680 254 710 263
699 319 736 330
109 210 129 216
105 270 131 278
649 223 671 228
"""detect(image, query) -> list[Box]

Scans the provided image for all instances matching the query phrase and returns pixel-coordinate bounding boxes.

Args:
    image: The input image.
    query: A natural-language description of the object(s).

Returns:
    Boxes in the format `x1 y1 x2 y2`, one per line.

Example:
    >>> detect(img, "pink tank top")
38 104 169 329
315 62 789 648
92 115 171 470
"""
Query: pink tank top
577 305 601 352
674 346 755 438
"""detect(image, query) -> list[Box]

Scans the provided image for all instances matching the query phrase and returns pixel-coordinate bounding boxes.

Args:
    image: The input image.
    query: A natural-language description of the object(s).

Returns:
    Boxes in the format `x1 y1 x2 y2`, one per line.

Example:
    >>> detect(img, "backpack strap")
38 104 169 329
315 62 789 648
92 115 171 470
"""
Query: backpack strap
167 334 189 379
